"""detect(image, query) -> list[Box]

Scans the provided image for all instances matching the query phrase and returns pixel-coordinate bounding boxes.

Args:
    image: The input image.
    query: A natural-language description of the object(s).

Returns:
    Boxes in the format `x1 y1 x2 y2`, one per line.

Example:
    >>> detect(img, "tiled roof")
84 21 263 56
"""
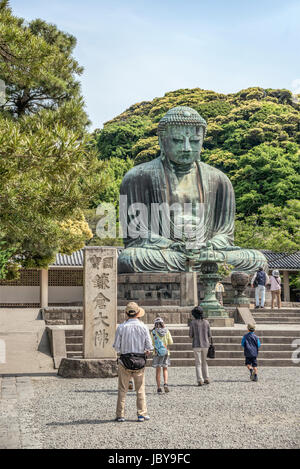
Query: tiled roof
51 248 123 267
51 248 300 270
53 250 84 267
262 250 300 270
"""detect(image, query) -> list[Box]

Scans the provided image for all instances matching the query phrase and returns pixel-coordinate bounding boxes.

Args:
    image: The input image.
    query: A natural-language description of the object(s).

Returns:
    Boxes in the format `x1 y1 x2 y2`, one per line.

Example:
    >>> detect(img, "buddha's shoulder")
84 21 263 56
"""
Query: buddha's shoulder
121 157 162 183
198 161 232 184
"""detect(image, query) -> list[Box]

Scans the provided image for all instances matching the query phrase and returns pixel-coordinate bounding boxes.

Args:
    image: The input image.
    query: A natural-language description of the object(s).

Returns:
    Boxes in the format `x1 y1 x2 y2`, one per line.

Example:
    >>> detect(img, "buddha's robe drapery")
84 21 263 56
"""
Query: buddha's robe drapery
118 156 267 273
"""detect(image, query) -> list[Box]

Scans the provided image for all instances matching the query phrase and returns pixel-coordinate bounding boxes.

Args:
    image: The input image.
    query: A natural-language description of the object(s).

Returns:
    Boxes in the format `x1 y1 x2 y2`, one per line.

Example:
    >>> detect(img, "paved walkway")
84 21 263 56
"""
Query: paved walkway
0 367 299 449
0 377 43 449
0 309 54 375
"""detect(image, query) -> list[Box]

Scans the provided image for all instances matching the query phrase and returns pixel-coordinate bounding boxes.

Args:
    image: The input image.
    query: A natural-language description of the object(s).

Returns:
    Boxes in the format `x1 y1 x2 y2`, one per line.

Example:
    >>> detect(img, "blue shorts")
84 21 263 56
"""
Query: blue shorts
245 356 257 368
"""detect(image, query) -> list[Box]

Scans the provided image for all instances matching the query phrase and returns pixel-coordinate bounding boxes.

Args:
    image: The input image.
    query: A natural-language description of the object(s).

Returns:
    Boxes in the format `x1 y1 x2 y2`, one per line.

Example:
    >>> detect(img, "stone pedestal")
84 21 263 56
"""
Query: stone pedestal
58 358 118 378
180 272 198 306
207 317 234 327
199 262 229 318
117 272 197 307
83 247 117 360
231 271 250 307
234 307 255 325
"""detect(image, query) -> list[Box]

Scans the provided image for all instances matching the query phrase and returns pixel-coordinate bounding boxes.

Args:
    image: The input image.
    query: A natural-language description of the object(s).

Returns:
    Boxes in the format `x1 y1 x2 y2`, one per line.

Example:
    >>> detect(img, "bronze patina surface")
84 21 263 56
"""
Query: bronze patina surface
118 106 267 273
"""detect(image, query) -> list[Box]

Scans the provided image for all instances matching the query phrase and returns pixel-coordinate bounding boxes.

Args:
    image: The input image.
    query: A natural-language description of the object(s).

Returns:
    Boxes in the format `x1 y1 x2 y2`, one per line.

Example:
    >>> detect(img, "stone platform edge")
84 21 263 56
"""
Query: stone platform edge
58 358 118 378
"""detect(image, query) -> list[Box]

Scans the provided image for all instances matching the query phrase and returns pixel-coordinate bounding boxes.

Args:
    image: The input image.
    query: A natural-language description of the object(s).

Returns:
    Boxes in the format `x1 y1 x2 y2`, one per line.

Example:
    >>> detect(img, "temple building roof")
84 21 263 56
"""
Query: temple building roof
261 250 300 271
51 248 300 271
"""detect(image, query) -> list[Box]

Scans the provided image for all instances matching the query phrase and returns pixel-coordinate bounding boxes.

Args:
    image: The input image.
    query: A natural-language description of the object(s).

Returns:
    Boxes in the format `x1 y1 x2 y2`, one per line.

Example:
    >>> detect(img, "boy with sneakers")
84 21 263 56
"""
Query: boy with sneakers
241 324 261 382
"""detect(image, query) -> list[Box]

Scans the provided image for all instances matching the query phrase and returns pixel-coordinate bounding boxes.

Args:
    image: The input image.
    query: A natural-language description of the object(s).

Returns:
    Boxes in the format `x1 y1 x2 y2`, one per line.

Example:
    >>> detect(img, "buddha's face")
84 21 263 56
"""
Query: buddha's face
160 125 204 165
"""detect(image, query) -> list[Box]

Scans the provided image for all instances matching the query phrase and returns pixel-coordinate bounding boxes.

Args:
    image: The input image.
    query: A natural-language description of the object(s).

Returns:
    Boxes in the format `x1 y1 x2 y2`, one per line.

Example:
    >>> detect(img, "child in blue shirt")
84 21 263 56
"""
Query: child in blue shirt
241 323 261 382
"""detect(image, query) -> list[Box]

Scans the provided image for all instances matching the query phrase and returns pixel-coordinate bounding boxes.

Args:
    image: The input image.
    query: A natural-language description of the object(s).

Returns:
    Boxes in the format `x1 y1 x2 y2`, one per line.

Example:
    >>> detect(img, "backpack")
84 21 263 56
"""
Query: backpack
152 330 168 356
256 271 266 286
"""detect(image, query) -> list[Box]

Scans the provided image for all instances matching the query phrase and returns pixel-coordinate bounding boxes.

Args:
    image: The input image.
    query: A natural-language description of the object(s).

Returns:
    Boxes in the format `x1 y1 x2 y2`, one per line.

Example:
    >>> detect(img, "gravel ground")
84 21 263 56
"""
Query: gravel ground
28 367 300 449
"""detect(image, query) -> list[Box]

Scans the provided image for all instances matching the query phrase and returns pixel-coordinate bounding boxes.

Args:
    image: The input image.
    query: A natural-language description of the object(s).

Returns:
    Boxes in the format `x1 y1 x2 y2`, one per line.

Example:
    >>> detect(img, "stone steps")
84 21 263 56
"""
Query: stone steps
67 352 84 359
251 308 300 312
66 344 83 352
253 319 300 324
172 342 292 351
252 313 300 318
67 340 292 352
175 336 296 344
168 350 294 359
64 327 300 365
251 309 300 325
170 328 300 336
150 358 299 367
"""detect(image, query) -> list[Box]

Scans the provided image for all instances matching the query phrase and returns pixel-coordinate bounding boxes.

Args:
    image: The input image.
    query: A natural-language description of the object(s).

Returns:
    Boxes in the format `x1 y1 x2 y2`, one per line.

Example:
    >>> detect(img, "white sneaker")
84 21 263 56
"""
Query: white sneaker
137 415 150 422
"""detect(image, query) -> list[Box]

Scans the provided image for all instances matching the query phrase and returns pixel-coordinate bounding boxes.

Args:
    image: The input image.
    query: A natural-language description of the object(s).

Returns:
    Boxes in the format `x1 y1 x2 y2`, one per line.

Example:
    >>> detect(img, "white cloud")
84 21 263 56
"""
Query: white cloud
291 79 300 94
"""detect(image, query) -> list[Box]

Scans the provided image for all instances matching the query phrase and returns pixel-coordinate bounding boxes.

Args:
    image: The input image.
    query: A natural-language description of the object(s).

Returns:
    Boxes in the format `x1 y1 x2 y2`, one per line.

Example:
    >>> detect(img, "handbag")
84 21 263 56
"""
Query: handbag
207 337 215 359
119 353 147 370
152 330 168 357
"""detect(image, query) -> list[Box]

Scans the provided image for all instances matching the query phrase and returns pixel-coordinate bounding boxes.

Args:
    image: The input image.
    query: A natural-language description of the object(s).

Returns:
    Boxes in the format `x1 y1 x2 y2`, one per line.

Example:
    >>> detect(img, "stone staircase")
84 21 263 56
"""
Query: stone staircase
65 330 83 359
251 308 300 325
64 327 300 367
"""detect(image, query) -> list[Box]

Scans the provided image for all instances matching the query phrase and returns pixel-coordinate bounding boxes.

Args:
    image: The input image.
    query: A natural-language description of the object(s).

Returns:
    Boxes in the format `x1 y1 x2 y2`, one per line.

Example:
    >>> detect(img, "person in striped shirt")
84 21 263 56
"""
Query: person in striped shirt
113 302 153 422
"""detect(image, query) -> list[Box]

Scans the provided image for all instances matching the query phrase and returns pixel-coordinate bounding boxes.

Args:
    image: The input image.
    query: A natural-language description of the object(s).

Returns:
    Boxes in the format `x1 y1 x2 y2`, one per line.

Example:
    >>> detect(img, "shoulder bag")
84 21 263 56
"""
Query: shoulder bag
119 353 147 370
207 337 215 359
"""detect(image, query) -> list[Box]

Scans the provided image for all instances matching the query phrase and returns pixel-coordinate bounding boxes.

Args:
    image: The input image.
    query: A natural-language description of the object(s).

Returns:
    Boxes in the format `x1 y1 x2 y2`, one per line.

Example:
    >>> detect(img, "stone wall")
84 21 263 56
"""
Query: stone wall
43 305 236 327
118 272 197 306
42 307 82 325
118 273 181 305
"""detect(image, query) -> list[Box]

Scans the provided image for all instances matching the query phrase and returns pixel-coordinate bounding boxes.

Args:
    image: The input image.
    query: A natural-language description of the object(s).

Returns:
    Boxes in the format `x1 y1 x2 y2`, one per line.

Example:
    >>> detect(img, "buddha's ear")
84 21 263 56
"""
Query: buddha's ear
158 133 166 151
158 134 165 160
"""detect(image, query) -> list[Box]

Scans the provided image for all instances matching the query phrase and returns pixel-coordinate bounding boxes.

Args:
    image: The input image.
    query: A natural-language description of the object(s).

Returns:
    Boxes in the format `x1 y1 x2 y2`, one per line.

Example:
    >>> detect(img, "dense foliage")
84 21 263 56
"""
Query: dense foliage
0 1 104 277
94 87 300 251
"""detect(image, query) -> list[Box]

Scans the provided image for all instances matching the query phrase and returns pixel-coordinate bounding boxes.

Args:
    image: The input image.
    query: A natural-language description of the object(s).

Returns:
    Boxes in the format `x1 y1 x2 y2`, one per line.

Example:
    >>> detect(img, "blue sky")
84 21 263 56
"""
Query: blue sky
10 0 300 129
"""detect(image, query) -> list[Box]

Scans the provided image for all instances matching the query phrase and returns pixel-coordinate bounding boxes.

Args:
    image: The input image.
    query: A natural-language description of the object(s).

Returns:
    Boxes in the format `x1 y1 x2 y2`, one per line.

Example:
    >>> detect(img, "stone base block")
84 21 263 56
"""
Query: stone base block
207 317 234 327
58 358 118 378
235 307 255 325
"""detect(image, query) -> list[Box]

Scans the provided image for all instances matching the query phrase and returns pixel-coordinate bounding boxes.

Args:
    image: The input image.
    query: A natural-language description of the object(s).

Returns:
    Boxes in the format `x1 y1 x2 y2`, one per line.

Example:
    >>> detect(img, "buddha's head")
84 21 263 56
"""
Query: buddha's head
158 106 207 165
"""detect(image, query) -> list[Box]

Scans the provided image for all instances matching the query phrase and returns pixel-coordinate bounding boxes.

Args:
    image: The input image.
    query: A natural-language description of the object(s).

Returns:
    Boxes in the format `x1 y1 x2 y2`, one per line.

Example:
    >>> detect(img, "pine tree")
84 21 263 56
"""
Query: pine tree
0 1 104 277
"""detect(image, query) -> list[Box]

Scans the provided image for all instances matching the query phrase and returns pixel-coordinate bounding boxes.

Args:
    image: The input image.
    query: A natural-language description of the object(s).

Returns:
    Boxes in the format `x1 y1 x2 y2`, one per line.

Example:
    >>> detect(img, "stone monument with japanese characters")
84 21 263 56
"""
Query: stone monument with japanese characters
83 247 117 359
58 247 118 378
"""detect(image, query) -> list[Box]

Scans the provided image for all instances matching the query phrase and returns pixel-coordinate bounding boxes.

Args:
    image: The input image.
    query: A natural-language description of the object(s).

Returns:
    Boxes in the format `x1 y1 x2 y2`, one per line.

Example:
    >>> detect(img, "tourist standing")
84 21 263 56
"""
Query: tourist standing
241 323 261 382
189 306 211 386
269 270 282 309
251 267 269 309
151 317 173 393
113 302 153 422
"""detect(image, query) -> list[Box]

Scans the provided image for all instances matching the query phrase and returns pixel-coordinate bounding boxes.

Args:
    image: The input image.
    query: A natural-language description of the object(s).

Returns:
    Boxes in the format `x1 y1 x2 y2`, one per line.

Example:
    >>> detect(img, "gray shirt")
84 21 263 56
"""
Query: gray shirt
189 319 211 348
113 318 153 355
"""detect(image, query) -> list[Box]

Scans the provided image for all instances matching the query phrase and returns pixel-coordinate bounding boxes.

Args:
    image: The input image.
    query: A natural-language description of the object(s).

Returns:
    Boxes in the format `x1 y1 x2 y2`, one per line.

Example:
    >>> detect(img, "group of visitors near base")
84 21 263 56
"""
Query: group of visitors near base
112 301 261 423
251 268 282 309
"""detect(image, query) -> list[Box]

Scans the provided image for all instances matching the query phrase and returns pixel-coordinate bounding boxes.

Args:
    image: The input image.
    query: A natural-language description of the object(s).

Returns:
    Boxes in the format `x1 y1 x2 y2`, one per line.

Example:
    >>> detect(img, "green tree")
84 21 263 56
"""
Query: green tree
93 86 300 251
235 200 300 252
0 1 103 277
0 1 85 118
